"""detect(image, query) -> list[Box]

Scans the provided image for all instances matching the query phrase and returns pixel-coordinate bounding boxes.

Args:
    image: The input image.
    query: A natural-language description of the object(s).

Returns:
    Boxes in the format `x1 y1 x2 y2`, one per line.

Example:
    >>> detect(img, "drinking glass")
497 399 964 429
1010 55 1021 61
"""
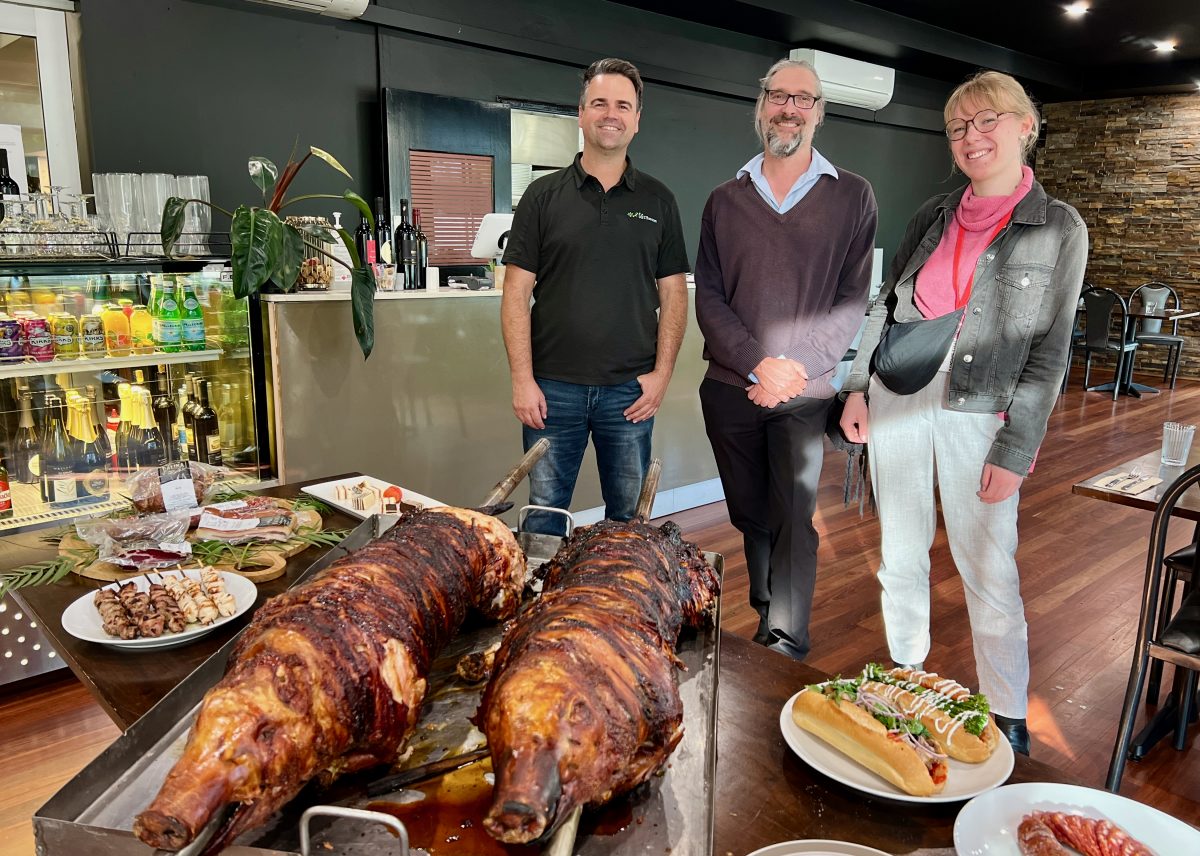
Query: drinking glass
139 173 176 254
94 173 138 255
175 175 210 255
1161 421 1195 466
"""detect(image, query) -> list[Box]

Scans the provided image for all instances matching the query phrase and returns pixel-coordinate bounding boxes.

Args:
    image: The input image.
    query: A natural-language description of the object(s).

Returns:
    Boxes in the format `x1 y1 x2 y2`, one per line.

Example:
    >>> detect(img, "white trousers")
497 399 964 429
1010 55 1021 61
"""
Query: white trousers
868 373 1029 717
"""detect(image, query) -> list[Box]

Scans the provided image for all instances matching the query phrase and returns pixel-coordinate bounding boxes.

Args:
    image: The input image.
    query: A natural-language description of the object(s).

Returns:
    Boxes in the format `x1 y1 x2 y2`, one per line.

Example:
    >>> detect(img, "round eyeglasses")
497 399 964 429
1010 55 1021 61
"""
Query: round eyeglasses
763 89 822 110
945 109 1015 141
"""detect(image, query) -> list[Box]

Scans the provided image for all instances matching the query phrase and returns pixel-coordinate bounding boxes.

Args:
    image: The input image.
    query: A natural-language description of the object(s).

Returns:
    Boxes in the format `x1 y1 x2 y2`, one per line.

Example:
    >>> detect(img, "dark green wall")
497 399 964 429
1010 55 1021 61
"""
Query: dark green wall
81 0 961 270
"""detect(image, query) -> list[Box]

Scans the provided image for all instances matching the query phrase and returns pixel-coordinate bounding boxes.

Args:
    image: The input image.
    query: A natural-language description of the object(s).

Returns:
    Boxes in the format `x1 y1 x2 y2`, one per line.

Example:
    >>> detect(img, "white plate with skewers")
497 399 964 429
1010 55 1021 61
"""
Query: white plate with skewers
62 567 257 650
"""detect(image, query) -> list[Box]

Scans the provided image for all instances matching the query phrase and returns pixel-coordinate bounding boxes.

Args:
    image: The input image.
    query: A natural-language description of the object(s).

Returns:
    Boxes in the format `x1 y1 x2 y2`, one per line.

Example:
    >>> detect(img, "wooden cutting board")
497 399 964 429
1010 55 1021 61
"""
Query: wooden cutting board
60 501 325 583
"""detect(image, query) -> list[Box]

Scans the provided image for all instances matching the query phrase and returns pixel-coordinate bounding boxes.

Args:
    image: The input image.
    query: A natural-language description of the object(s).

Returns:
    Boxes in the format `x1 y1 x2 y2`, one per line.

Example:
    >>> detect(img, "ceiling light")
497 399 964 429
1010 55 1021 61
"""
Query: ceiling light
1153 39 1177 53
1064 2 1089 17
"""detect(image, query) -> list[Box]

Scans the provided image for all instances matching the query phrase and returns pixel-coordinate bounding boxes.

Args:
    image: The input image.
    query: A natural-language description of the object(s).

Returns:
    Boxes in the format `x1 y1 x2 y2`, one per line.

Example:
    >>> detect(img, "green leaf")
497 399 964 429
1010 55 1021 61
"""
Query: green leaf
309 146 353 181
351 265 377 359
0 557 73 601
299 222 338 245
272 221 305 293
336 226 361 269
230 206 284 299
248 156 279 201
161 196 188 257
343 190 374 232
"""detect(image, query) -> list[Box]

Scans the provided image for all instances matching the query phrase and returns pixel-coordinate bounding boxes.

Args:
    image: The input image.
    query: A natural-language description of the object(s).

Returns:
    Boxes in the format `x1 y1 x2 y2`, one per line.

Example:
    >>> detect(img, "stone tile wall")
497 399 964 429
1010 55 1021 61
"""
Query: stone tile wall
1038 96 1200 383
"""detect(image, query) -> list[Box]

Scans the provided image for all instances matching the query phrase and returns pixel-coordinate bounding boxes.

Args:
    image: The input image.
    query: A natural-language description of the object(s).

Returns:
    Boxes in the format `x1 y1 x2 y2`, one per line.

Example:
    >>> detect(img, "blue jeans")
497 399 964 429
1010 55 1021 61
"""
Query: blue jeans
522 377 653 536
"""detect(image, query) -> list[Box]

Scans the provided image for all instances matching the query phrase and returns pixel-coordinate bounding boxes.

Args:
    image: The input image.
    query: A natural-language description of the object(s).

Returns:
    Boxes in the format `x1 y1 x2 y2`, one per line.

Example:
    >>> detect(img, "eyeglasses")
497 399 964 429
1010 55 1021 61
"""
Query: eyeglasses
945 109 1015 141
763 89 822 110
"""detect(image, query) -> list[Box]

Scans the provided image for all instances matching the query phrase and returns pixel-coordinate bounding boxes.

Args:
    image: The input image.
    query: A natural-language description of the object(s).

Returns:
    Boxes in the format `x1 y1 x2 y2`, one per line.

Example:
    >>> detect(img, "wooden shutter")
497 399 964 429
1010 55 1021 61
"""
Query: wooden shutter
409 151 494 266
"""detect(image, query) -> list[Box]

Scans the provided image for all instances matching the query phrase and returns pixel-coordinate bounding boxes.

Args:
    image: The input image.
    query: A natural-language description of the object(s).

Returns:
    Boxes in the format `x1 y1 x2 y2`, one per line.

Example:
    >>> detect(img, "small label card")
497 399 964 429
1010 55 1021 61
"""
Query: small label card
158 461 198 511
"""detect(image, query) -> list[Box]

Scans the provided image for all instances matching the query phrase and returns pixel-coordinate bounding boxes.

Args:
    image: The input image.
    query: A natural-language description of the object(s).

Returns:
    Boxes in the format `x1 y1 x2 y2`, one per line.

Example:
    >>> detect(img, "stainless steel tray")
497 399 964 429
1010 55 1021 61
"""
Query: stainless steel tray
34 515 721 856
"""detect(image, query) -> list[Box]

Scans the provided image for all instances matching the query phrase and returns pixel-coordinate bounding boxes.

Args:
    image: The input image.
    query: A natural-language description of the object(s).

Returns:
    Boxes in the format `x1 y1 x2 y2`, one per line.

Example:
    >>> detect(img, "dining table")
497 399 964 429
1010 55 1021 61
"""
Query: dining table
1072 450 1200 767
15 474 1092 856
1089 308 1200 398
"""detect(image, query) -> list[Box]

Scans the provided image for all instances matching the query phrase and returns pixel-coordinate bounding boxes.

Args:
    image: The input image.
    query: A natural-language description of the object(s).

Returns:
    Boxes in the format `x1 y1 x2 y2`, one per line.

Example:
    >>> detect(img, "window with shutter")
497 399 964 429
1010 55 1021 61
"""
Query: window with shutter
409 151 494 267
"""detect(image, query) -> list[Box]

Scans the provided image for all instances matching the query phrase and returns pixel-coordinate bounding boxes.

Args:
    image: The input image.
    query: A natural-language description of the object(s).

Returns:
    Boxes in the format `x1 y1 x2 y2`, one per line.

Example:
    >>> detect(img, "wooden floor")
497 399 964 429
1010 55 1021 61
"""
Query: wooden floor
1 366 1198 855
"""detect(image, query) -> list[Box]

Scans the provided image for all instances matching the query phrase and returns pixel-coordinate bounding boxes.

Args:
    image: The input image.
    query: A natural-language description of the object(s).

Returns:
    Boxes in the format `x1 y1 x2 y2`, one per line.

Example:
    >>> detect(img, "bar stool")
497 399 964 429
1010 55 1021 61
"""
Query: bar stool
1106 464 1200 792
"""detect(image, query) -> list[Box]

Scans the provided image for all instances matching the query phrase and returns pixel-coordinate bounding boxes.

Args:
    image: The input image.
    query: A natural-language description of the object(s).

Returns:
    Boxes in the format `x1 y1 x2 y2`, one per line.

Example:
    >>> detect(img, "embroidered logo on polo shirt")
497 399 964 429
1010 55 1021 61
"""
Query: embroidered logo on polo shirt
627 211 658 223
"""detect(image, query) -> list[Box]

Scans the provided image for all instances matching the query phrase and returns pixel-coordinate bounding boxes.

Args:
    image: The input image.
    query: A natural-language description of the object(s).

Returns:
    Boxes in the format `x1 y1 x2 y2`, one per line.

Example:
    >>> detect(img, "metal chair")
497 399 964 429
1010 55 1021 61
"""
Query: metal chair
1080 286 1138 401
1130 281 1185 389
1107 464 1200 792
1061 287 1090 395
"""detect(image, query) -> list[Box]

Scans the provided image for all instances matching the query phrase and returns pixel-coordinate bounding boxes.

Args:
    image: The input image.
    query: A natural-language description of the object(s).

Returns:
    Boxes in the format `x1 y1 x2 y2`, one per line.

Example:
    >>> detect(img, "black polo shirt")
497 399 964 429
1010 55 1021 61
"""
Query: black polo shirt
502 153 690 386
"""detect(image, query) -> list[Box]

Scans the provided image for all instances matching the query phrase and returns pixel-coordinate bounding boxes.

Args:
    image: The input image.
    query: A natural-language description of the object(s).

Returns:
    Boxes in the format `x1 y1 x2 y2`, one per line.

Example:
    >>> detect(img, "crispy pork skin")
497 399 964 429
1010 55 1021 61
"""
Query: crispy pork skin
133 507 525 853
478 519 719 844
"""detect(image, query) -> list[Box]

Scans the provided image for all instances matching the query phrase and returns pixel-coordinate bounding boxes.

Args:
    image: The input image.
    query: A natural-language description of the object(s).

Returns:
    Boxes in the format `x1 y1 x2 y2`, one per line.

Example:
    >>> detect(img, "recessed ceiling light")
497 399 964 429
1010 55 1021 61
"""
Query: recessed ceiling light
1153 39 1177 53
1064 2 1089 17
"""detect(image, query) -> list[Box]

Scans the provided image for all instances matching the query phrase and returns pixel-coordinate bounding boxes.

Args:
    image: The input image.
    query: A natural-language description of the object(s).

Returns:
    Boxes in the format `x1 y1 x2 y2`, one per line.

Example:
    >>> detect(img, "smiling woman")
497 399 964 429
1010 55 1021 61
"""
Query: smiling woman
840 70 1088 759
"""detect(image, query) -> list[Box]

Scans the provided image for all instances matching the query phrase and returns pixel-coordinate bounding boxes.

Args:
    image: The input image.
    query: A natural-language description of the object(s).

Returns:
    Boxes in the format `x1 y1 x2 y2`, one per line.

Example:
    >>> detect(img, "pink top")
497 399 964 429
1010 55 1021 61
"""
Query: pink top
915 166 1034 319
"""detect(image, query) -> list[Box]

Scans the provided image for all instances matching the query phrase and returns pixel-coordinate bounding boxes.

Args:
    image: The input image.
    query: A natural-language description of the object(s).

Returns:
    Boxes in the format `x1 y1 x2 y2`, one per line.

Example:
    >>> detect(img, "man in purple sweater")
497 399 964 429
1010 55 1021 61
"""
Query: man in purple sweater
695 58 878 661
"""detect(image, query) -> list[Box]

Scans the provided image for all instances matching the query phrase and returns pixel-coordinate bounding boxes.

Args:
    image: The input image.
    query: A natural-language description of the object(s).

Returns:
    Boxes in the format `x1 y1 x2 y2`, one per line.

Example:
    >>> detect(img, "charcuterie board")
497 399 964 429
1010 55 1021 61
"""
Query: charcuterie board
57 498 327 583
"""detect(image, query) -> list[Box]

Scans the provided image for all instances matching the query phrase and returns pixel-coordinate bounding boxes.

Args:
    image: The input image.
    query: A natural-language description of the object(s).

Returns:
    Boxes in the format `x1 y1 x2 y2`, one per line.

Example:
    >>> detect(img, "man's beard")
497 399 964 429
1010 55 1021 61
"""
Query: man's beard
763 119 806 158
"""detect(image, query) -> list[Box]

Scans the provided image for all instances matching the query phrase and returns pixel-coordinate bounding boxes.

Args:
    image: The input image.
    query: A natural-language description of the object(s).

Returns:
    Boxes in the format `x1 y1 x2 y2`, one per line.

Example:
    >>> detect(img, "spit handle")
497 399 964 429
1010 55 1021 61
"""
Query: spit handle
299 805 409 856
635 458 663 521
546 805 584 856
480 438 551 507
517 504 575 537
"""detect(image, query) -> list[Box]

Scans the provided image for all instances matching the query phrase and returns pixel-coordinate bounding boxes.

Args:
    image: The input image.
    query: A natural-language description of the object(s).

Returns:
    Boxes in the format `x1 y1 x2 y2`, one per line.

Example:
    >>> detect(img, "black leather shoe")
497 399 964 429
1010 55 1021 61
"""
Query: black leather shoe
752 615 772 646
994 714 1030 756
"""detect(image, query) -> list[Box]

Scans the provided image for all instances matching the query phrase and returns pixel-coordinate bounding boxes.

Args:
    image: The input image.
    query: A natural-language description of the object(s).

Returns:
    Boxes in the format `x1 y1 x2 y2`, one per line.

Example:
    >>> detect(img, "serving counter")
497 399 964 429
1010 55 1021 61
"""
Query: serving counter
261 290 721 525
16 475 1084 855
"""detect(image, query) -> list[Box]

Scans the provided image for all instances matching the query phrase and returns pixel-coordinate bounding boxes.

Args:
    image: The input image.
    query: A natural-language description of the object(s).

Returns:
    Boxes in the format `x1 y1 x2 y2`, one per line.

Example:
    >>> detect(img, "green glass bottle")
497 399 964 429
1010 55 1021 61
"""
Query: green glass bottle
153 277 183 353
180 280 207 351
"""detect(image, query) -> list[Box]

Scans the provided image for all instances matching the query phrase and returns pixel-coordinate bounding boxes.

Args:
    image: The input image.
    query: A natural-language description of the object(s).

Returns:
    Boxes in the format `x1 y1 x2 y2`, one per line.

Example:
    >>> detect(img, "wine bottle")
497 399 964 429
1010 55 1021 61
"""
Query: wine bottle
0 149 20 223
374 196 392 265
85 385 111 465
74 396 110 503
355 215 376 266
182 375 200 460
398 199 418 290
115 382 140 474
137 389 167 468
152 367 178 462
41 394 78 507
194 380 222 466
414 207 429 289
0 455 12 519
13 387 39 484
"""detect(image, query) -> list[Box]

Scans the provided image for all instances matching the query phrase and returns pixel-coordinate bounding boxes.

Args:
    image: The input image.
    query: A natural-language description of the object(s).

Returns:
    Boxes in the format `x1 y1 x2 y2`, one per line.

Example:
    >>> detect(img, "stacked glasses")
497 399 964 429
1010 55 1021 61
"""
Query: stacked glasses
92 172 212 256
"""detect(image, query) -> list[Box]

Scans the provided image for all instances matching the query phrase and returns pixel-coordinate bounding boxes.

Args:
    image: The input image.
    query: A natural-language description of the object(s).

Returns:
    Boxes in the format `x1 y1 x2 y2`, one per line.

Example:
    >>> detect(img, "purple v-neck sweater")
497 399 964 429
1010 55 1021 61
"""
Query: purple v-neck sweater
694 172 878 398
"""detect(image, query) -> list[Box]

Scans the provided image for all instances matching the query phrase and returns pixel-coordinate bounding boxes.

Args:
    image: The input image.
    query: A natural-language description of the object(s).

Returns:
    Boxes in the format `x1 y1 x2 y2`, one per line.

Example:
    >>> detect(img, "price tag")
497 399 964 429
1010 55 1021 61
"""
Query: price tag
157 461 198 511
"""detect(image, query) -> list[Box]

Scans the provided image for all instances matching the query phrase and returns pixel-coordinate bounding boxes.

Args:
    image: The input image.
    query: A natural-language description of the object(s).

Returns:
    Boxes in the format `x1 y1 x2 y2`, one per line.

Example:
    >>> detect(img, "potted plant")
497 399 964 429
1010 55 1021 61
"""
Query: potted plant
160 145 378 358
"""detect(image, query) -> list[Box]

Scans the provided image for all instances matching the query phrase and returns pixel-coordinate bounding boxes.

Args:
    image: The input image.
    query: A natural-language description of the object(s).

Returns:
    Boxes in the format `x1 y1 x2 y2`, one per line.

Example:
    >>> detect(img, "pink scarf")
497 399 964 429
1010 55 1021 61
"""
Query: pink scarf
915 166 1034 319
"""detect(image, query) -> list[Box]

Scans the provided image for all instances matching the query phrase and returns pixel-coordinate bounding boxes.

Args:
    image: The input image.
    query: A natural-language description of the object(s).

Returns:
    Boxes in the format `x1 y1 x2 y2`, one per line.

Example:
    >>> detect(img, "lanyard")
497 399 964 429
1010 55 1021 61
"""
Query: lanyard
952 211 1013 310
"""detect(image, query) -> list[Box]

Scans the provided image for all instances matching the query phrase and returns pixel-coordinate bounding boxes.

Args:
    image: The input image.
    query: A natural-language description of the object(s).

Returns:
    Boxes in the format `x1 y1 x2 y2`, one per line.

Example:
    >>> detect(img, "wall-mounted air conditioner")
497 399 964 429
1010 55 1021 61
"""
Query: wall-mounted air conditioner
788 49 895 112
249 0 369 19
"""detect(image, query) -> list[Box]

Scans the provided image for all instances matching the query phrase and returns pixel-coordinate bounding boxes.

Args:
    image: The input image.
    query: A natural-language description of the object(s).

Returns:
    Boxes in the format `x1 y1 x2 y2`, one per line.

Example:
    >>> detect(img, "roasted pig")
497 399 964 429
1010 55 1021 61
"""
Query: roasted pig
133 506 526 853
478 518 720 844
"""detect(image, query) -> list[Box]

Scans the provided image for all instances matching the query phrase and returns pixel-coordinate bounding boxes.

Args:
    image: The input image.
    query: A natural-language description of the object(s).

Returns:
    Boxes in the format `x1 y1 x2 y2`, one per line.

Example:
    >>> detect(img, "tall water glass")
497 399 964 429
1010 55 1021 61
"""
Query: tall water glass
1161 421 1196 466
175 175 211 255
139 173 176 254
95 172 138 254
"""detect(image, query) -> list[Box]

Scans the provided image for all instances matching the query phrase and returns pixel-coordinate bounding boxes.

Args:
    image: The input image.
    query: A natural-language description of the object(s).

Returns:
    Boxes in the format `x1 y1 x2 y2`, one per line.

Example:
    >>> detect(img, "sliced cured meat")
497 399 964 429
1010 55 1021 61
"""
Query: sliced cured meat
1017 814 1069 855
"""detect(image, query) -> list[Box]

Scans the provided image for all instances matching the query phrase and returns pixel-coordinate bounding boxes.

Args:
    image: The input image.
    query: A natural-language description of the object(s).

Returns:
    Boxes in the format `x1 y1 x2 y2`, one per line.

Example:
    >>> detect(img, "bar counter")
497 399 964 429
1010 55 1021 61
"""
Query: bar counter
15 477 1081 854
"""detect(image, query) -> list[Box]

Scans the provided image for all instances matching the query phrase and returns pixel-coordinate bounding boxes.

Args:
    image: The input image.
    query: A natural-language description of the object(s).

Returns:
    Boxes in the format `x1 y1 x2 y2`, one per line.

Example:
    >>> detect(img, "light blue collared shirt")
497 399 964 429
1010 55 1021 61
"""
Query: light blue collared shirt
736 148 838 214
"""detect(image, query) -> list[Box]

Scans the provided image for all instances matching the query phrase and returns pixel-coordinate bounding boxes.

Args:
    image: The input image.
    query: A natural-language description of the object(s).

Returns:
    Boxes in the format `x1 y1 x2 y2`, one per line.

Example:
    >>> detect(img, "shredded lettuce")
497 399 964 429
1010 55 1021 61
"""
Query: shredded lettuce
861 663 991 737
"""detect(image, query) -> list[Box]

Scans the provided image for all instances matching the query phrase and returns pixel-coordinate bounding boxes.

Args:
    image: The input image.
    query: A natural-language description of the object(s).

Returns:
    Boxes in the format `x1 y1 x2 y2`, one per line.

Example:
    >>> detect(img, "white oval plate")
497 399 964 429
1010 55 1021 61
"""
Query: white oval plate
953 782 1200 855
780 690 1015 804
300 476 443 520
747 840 893 856
62 569 257 650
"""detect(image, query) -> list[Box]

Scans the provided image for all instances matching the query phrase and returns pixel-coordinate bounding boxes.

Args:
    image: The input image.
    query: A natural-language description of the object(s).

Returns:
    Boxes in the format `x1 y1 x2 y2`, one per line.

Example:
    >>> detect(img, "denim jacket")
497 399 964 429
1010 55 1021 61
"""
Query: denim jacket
844 178 1088 476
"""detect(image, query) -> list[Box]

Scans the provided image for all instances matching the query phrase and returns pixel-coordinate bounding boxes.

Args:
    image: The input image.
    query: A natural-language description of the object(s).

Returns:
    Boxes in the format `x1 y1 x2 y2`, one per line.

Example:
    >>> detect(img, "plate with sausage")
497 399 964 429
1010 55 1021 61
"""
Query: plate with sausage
953 782 1199 855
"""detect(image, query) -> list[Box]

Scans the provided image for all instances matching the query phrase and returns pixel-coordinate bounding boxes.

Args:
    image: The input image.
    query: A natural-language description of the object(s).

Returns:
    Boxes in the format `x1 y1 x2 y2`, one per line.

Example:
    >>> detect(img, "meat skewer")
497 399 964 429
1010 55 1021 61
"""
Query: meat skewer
478 458 720 845
133 504 529 854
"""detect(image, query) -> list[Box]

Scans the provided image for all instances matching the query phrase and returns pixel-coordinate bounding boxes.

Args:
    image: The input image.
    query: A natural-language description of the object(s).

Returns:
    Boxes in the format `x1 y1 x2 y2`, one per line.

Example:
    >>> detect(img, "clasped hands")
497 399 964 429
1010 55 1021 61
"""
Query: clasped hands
747 356 808 408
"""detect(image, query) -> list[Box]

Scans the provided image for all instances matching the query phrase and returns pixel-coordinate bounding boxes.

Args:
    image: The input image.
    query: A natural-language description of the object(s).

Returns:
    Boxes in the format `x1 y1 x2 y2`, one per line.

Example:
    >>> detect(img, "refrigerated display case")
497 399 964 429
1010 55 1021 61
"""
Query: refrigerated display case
0 259 267 534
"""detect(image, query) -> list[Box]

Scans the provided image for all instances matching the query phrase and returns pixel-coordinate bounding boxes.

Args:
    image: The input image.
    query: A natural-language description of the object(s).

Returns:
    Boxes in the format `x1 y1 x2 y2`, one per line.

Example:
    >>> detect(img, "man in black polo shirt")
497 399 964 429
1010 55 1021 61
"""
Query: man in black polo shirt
501 57 689 535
